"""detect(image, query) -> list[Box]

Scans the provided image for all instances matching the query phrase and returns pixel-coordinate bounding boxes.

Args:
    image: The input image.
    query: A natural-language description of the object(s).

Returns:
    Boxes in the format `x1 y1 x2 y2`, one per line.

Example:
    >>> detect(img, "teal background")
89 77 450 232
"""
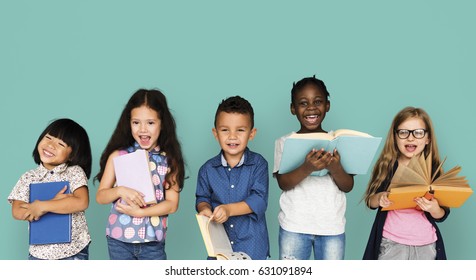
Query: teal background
1 1 475 260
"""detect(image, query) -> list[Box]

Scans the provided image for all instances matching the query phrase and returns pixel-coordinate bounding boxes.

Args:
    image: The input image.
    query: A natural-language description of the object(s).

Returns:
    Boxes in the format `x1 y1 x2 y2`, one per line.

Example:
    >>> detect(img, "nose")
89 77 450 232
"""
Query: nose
139 123 148 132
228 131 238 139
46 139 56 149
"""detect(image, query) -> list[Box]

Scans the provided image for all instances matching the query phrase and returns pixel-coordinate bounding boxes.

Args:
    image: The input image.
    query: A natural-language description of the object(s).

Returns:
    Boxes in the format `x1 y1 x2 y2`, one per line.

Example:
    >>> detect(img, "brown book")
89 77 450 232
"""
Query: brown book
382 153 472 211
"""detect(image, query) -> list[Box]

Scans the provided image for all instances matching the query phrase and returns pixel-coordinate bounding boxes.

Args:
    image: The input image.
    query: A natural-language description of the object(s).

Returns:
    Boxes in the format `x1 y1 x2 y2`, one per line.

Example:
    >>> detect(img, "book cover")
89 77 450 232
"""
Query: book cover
196 214 232 257
113 149 157 204
382 153 473 211
278 129 382 176
29 181 72 245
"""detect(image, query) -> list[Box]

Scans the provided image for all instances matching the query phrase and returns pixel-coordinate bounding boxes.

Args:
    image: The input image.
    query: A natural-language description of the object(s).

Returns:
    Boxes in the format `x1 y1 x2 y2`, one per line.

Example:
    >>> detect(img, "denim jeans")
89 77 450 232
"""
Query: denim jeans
106 235 167 260
28 244 89 260
279 227 345 260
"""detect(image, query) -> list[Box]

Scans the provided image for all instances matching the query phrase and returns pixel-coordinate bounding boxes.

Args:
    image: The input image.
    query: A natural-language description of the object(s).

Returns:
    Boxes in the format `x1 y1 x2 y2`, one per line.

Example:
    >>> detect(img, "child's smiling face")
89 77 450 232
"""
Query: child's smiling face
291 84 330 133
396 117 430 166
38 134 73 170
130 105 161 151
213 111 256 167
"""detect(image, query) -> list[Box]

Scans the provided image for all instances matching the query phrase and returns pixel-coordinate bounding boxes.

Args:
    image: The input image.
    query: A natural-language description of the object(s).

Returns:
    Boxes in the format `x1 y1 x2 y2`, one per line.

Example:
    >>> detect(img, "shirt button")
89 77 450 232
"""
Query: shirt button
231 185 234 189
228 168 231 171
230 224 234 228
230 241 234 245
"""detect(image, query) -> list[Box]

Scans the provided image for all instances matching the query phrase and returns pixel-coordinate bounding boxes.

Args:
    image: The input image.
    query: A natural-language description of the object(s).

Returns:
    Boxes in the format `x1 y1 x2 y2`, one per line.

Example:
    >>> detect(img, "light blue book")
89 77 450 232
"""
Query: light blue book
278 129 382 176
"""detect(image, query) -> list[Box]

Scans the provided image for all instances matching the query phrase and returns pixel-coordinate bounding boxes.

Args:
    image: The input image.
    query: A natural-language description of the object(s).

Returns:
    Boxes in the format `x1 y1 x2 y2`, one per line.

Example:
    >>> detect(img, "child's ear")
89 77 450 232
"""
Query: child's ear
249 128 257 140
212 128 218 140
326 100 331 112
290 103 296 115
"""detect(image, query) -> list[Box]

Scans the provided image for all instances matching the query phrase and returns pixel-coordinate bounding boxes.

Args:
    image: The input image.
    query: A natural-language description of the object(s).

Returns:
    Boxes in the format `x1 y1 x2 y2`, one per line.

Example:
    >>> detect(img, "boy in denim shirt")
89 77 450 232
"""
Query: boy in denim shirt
196 96 270 260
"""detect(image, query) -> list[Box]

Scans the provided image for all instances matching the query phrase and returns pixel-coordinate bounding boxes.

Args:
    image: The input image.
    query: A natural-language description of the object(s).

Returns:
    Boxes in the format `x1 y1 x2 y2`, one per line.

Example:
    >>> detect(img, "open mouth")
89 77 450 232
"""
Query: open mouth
405 144 417 153
304 115 319 124
139 136 151 146
42 149 55 158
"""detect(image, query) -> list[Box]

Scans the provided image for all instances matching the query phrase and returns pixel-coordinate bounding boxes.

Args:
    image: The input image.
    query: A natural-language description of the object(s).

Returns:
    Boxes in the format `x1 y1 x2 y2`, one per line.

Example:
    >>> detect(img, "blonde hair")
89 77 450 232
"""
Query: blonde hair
363 107 441 207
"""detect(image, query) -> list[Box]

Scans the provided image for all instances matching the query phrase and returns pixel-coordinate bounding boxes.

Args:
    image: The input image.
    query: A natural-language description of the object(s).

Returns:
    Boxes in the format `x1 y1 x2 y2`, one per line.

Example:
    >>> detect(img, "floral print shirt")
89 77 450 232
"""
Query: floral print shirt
8 163 91 260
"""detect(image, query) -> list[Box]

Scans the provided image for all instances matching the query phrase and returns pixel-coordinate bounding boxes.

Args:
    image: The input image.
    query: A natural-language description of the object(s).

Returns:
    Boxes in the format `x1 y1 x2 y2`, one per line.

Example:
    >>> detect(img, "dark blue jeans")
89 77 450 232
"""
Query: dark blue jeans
106 235 167 260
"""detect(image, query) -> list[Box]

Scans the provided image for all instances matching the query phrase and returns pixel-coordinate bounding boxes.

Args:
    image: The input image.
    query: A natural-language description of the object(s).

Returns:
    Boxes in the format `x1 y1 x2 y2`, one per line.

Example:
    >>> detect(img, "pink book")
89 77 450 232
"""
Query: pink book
113 149 157 204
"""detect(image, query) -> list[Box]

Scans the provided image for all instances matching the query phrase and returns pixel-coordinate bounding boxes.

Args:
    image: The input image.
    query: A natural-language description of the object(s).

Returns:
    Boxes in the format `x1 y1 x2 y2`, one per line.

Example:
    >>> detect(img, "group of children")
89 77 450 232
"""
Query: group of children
8 76 451 260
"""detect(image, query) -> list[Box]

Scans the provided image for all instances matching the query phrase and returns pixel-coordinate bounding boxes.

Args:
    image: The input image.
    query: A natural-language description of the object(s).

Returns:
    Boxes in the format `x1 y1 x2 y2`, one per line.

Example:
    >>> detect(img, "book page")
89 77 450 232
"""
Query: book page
287 132 334 141
196 214 233 257
386 152 473 210
334 129 372 138
207 219 233 256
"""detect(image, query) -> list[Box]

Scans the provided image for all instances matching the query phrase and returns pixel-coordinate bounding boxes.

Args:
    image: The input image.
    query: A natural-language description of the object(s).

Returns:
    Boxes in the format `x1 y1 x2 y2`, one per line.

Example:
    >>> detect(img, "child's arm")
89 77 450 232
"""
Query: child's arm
211 202 253 224
14 186 89 222
96 151 147 207
12 200 31 220
114 172 181 217
327 150 354 192
276 148 331 191
196 201 252 224
212 158 268 224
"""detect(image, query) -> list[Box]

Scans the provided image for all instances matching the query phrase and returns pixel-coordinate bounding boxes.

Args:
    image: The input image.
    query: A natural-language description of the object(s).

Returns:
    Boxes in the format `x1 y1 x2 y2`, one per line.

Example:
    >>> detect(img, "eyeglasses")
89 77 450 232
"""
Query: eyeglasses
395 129 427 139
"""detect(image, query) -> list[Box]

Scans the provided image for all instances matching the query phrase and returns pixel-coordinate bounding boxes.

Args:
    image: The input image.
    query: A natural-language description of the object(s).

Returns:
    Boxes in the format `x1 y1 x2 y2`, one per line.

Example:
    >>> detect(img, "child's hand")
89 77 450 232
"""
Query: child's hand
115 199 144 217
327 149 343 173
20 201 47 222
52 185 72 200
378 192 392 208
198 208 213 218
414 196 441 214
211 205 230 224
304 148 333 172
117 186 147 207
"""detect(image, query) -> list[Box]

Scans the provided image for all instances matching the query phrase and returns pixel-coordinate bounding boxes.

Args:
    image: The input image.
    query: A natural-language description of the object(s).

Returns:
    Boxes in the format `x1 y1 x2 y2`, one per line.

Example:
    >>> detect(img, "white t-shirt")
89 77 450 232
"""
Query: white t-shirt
273 133 346 235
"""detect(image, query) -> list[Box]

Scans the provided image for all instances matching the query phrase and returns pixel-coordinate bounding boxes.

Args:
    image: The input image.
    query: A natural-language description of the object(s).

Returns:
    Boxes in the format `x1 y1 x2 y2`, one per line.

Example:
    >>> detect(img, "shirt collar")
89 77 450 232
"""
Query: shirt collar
37 162 69 179
217 147 249 168
131 141 162 155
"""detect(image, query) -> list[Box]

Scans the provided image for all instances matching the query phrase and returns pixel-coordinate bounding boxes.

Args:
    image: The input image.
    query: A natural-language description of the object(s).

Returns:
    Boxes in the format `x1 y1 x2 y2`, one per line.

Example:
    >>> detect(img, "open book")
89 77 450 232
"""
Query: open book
113 149 157 204
382 153 473 211
29 181 72 245
278 129 382 176
195 214 251 260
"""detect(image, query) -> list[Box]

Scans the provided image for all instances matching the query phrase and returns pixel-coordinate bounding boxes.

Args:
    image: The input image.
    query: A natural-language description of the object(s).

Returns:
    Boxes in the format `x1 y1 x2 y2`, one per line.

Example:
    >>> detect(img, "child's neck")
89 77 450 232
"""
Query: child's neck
297 128 326 134
223 152 244 168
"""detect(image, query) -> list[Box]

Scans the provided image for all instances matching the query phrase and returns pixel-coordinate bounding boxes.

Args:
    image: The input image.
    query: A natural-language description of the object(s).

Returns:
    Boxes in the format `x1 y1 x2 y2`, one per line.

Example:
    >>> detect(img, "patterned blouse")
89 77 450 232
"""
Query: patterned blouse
8 163 91 260
106 142 169 243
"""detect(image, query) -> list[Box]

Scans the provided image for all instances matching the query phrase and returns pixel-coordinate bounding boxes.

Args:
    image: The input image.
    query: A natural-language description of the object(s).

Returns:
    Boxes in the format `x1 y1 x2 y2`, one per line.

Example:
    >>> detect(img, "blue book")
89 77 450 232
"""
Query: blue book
278 129 382 176
29 181 72 245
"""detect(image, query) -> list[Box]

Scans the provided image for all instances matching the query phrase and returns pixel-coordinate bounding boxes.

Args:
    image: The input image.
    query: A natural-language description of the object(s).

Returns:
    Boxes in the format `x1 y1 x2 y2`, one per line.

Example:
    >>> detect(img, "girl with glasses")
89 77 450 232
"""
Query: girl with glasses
362 107 449 260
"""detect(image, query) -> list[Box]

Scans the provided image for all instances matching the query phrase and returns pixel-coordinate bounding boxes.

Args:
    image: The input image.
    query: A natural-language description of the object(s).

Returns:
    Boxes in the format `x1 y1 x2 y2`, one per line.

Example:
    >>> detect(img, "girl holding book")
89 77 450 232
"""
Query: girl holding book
95 88 185 260
8 118 92 260
363 106 449 260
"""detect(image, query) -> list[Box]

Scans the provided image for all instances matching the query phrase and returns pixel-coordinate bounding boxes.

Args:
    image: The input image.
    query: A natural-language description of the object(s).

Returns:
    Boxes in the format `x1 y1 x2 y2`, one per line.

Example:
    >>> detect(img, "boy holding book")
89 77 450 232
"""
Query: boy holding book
195 96 270 260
